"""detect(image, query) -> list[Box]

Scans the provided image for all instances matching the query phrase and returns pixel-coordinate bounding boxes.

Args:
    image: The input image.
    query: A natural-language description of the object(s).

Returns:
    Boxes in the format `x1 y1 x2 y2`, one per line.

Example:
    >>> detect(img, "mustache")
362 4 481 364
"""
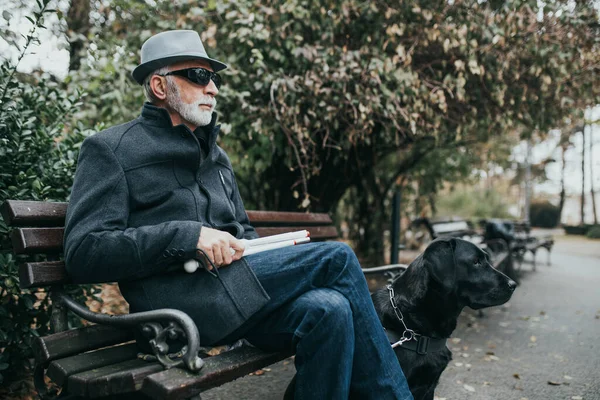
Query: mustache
196 95 216 108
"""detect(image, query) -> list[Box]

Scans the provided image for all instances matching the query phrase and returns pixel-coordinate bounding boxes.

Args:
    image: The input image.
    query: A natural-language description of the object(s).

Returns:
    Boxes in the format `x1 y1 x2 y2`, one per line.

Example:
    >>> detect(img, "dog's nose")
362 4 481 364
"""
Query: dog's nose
507 280 518 290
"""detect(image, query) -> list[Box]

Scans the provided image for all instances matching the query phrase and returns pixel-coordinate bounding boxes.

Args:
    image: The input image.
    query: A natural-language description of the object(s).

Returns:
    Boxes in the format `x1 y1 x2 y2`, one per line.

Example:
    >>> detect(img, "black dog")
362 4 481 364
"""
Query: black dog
371 237 517 400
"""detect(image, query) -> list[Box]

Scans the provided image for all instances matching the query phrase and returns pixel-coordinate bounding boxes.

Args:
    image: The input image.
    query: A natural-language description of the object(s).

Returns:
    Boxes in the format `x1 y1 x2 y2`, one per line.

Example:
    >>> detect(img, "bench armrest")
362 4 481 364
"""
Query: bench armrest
362 263 408 275
55 291 204 372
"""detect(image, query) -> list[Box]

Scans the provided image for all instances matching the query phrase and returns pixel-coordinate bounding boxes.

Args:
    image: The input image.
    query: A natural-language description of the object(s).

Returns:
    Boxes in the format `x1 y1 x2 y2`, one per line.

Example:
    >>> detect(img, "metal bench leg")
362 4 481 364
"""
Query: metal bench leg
532 250 537 271
547 249 551 266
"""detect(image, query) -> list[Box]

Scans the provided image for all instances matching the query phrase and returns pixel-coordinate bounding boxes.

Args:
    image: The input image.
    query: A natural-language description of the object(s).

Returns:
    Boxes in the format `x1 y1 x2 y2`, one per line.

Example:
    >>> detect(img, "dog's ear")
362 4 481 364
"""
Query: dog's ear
423 238 457 294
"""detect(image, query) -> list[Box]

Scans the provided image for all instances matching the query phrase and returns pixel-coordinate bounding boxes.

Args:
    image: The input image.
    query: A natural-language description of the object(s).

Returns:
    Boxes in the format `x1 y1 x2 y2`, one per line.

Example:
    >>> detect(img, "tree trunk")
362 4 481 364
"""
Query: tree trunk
590 122 598 224
67 0 91 71
557 144 567 224
581 123 586 225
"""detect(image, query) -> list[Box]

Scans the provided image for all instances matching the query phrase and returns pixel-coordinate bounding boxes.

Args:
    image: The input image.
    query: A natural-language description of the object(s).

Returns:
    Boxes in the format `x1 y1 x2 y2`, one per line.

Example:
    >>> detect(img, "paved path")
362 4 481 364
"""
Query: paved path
203 236 600 400
435 235 600 400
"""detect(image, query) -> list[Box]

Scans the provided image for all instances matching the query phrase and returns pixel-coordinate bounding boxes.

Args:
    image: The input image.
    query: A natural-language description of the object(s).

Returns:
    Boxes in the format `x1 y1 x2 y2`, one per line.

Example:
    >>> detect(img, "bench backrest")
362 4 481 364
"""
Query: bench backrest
1 200 338 289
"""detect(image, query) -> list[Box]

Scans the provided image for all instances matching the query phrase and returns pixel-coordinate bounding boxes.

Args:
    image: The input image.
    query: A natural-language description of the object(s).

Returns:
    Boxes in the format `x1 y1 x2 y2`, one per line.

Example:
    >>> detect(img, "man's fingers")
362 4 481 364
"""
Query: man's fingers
222 246 233 266
212 244 224 266
230 239 245 251
230 239 246 261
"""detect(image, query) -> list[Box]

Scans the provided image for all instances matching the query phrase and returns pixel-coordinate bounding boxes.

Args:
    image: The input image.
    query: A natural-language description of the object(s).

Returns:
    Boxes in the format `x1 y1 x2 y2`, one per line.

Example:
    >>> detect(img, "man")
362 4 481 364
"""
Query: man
64 30 413 399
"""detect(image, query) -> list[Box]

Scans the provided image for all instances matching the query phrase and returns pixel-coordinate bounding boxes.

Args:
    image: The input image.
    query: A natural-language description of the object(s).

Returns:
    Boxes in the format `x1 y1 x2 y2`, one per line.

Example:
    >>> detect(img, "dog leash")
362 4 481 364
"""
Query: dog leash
386 284 448 354
386 284 418 347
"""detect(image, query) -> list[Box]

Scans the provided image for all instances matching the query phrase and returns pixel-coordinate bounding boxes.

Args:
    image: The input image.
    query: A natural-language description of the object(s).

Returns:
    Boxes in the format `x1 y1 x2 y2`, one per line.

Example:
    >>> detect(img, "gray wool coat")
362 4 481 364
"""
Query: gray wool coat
64 103 270 345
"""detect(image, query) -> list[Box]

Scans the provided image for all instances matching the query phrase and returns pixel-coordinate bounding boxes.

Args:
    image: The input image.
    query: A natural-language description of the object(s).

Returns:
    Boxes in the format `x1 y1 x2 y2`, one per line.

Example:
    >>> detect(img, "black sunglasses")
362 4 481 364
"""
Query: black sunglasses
160 67 222 89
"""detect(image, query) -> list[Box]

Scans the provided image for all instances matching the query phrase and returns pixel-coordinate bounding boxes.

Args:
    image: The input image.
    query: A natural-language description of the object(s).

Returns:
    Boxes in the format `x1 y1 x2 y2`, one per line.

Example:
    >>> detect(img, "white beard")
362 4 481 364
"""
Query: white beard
166 78 216 127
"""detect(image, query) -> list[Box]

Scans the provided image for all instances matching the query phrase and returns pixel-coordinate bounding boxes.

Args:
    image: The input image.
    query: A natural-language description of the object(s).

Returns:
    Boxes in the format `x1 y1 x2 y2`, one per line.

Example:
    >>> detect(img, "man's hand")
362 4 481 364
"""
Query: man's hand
197 227 245 269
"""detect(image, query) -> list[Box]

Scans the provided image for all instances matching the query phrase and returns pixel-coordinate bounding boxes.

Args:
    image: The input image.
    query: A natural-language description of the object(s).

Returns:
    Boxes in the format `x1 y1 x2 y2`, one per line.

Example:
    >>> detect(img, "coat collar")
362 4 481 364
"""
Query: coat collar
139 102 221 151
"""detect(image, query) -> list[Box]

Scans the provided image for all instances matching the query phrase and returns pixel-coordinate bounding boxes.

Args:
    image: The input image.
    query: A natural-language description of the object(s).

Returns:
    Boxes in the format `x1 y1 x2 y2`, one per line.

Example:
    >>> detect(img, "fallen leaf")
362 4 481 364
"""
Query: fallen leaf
547 381 562 386
454 362 464 367
463 384 475 392
263 368 271 372
489 355 500 361
207 346 228 356
540 311 546 315
483 381 492 386
499 322 511 327
564 375 573 380
530 336 537 342
571 396 583 400
486 351 496 355
451 338 462 344
254 369 265 376
513 373 521 379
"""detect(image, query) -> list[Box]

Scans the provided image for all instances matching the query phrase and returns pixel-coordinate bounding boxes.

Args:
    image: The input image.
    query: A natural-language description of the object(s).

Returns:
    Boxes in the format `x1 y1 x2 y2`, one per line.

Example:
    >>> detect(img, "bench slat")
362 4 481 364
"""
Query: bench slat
256 225 338 240
141 347 293 400
47 343 139 386
0 201 330 229
33 324 135 364
247 210 331 226
0 200 68 227
11 225 337 256
20 261 69 288
68 358 162 398
10 227 64 254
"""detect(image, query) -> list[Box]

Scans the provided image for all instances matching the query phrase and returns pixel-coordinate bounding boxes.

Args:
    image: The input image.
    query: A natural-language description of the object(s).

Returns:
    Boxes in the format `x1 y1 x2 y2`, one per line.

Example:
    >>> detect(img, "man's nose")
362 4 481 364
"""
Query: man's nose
204 79 219 96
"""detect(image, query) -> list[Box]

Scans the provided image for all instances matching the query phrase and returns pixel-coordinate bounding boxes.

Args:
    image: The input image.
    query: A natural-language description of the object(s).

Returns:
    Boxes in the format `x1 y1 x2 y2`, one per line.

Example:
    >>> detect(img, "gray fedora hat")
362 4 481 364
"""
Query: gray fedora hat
132 30 227 85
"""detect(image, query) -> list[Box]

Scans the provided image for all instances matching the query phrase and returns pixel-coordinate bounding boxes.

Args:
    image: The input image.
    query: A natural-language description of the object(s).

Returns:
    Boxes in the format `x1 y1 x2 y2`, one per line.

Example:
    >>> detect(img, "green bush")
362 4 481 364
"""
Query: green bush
435 187 513 220
530 201 560 228
0 4 99 391
586 225 600 239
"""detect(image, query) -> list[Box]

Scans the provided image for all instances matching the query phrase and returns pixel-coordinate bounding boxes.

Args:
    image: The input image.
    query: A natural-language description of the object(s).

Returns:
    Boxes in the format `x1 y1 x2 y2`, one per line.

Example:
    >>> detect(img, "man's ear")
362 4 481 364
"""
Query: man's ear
423 238 457 293
150 75 168 100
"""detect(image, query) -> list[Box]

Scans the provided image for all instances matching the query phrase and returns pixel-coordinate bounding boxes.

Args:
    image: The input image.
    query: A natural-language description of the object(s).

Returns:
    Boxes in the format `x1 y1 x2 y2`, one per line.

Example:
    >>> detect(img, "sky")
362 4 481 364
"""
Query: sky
1 0 599 222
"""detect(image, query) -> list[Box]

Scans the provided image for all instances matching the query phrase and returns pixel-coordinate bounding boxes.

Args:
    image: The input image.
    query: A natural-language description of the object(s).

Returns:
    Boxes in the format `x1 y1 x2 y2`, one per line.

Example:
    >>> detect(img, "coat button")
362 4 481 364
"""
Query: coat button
177 249 185 257
163 250 170 258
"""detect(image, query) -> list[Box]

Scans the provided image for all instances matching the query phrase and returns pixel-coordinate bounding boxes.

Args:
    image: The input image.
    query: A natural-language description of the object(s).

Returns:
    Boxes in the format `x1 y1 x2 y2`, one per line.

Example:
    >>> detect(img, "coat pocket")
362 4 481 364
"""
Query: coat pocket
218 169 237 214
125 160 178 209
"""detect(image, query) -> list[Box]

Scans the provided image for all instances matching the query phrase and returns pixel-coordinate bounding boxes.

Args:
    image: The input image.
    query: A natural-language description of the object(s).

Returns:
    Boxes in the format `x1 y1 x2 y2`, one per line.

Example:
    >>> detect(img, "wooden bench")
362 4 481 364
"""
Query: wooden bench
481 219 554 271
512 221 554 270
1 199 405 400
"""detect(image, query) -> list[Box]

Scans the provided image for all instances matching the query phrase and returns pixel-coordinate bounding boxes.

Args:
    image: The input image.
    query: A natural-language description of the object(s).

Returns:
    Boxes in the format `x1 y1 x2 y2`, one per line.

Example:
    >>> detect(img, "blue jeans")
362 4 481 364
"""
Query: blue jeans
221 242 413 400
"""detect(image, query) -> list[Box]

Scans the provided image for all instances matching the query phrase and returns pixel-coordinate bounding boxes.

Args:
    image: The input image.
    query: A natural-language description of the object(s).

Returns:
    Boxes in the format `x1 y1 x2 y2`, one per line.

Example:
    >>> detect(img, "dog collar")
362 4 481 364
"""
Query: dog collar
385 328 448 355
386 284 447 355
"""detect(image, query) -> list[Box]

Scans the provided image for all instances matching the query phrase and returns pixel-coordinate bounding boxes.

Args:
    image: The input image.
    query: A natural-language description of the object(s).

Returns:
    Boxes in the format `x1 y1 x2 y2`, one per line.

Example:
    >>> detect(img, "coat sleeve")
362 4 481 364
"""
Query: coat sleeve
64 134 203 283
